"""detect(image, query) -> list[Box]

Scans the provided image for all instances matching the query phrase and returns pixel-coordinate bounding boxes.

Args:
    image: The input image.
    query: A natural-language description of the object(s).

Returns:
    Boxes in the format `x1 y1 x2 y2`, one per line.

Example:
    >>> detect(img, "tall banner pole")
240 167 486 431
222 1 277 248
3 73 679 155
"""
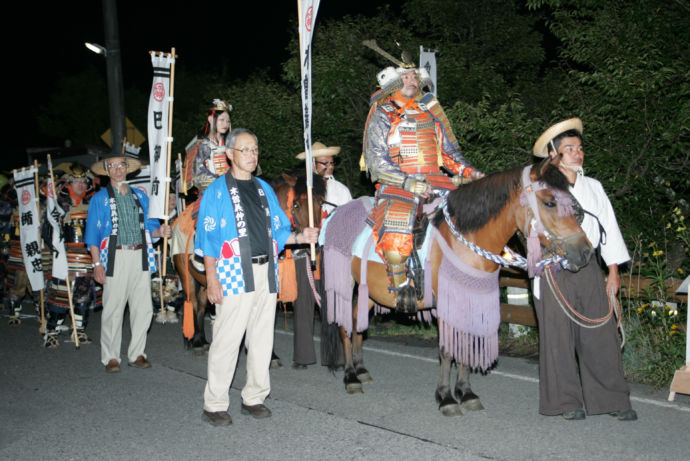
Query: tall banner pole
162 47 176 278
47 154 80 347
298 0 321 262
33 160 46 334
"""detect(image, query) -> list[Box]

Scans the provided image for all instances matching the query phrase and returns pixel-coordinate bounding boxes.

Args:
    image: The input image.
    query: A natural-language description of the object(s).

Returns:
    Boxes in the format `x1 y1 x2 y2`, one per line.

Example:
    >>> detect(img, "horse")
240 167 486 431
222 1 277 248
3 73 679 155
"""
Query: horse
321 158 593 416
172 172 326 356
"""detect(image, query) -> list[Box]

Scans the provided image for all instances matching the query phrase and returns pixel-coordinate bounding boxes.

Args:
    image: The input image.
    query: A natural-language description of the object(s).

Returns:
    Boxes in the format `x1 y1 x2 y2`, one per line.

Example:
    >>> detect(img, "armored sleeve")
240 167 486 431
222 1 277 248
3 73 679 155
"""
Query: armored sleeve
192 140 217 193
364 107 407 187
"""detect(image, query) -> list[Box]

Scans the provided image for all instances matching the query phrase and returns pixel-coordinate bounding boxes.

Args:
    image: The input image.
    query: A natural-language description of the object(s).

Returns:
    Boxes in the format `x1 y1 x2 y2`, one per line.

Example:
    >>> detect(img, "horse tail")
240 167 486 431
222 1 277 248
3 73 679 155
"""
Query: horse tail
182 232 195 341
320 306 342 372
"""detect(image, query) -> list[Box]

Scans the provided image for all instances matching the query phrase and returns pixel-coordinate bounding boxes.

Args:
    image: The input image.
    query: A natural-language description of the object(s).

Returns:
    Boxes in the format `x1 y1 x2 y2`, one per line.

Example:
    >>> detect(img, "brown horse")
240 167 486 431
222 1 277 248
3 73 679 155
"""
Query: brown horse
322 159 593 416
173 172 325 355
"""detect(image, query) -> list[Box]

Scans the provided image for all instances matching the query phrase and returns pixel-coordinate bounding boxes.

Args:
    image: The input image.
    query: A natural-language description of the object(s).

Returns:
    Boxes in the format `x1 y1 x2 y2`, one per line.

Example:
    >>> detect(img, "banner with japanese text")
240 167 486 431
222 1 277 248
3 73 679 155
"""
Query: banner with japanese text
13 168 45 291
46 159 68 280
420 46 438 97
299 0 321 187
147 53 173 219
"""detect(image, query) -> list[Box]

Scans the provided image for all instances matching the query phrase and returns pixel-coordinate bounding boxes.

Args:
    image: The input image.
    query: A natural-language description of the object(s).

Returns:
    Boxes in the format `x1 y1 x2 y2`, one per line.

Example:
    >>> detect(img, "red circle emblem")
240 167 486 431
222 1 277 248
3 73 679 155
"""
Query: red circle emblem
153 82 165 102
305 7 313 32
21 189 31 206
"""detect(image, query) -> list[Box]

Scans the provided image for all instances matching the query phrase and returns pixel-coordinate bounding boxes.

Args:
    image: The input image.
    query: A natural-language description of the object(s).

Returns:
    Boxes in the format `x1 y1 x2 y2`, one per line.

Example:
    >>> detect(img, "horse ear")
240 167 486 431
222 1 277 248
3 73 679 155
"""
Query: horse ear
536 155 554 179
281 172 297 187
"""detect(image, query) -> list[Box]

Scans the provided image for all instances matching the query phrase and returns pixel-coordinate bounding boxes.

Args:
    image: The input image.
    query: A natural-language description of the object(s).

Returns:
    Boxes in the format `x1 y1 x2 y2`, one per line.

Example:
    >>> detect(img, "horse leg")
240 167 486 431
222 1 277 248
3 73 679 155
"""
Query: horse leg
436 348 463 417
455 363 484 411
352 298 374 384
340 326 363 394
192 283 210 353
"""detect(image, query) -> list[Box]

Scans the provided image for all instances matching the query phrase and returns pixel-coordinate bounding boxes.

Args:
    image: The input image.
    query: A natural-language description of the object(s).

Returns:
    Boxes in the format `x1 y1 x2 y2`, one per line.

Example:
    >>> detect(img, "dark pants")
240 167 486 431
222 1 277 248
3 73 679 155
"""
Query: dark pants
533 262 631 416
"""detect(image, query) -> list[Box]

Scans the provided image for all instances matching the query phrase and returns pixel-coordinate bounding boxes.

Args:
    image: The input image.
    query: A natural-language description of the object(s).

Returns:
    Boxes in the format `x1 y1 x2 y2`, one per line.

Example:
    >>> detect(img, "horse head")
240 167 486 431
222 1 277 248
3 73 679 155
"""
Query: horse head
274 172 326 232
521 158 593 274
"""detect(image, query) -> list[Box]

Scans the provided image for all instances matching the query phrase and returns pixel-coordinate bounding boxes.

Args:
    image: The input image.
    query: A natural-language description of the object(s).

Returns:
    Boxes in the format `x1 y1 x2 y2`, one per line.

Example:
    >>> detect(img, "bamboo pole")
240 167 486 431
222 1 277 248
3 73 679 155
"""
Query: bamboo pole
297 0 316 262
47 154 79 348
33 160 47 335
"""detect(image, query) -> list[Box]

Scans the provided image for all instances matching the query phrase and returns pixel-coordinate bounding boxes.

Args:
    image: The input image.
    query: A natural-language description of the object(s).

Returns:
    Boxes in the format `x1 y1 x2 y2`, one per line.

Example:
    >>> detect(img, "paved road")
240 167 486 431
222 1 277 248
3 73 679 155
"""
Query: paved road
1 309 689 460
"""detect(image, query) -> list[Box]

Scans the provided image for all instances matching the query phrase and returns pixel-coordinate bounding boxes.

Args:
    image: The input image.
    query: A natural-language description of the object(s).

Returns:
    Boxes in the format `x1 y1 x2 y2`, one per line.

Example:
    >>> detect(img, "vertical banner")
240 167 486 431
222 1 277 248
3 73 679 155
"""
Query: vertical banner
147 53 173 219
13 168 45 291
298 0 321 187
420 46 438 97
45 159 68 280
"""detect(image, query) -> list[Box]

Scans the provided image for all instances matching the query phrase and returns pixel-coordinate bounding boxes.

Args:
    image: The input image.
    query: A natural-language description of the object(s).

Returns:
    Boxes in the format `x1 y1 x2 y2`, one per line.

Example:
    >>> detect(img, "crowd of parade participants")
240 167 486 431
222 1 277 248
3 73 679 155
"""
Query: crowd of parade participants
1 55 638 424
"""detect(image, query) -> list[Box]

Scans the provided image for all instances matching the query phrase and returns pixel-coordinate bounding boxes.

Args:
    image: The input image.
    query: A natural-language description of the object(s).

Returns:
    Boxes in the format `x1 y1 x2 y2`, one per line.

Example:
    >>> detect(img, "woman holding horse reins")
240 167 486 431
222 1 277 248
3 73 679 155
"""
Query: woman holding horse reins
531 118 637 422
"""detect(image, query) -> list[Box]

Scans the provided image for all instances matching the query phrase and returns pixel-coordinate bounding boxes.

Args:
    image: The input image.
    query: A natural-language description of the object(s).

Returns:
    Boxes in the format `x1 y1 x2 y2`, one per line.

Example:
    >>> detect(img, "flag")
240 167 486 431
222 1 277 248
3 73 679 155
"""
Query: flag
174 156 184 217
45 158 68 280
299 0 321 187
147 52 173 219
420 46 438 97
13 167 45 291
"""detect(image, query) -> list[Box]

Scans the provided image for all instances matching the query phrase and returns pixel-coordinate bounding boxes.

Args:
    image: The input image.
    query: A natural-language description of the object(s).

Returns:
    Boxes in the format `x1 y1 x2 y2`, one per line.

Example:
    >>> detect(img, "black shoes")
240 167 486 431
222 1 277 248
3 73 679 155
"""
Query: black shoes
203 410 232 426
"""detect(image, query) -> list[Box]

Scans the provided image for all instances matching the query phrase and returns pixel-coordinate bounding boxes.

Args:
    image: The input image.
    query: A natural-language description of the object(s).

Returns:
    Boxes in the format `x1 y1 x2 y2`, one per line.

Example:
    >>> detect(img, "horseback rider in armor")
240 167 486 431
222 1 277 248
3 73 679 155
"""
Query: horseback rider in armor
362 54 483 312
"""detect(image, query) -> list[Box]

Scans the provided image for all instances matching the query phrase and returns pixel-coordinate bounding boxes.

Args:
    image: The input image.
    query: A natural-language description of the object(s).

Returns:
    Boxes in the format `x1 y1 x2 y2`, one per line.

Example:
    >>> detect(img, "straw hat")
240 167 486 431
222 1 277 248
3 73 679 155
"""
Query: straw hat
532 118 583 158
91 154 142 176
296 141 341 160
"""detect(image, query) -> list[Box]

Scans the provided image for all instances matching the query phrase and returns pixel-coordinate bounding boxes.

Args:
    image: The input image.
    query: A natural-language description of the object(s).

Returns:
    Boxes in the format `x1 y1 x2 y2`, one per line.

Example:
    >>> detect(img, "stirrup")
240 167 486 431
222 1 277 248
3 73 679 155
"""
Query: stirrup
44 333 60 349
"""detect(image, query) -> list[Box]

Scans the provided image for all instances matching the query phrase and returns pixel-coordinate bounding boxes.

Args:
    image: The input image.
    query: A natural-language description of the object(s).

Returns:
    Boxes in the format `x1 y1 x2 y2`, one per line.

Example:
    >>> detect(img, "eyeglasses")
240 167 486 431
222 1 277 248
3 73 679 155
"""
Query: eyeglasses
316 161 334 166
232 147 259 155
106 161 127 170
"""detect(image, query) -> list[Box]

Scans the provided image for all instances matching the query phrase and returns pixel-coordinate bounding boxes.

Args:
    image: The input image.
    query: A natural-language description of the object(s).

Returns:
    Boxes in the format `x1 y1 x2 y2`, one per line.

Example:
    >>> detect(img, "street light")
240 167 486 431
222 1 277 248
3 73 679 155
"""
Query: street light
84 42 107 56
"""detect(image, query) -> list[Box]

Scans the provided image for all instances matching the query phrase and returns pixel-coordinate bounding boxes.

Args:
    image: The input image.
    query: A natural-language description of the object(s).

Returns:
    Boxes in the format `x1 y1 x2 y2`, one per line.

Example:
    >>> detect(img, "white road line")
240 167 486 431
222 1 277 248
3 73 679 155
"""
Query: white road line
275 329 690 413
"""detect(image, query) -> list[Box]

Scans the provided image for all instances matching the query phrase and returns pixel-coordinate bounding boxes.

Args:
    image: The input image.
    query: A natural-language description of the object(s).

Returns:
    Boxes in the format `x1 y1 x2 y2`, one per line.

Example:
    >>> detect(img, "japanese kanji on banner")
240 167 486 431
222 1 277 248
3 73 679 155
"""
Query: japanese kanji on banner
420 46 438 97
299 0 321 187
13 168 45 291
45 160 68 280
147 52 173 219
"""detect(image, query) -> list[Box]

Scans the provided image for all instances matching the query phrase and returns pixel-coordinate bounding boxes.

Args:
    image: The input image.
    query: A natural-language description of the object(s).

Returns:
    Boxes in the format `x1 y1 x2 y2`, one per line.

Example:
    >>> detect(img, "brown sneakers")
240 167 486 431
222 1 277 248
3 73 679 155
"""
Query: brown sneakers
241 403 272 419
203 410 232 426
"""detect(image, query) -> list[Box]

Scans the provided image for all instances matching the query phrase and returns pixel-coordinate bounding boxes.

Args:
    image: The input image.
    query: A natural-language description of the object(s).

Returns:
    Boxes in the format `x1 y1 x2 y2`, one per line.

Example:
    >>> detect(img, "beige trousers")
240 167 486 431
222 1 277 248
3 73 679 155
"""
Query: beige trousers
203 262 276 412
100 249 153 365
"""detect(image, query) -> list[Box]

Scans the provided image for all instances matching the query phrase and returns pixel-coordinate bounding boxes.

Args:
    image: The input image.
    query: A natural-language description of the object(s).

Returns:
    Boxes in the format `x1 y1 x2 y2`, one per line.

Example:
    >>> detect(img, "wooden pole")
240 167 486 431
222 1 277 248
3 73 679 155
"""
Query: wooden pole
33 160 47 335
47 154 79 348
156 251 165 324
160 48 177 278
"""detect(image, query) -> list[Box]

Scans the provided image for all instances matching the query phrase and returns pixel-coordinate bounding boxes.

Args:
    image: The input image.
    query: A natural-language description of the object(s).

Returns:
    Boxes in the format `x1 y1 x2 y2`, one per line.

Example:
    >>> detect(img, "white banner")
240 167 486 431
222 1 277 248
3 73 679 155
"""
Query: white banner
13 168 45 291
45 160 68 280
420 46 438 97
299 0 321 187
147 53 173 219
128 165 152 197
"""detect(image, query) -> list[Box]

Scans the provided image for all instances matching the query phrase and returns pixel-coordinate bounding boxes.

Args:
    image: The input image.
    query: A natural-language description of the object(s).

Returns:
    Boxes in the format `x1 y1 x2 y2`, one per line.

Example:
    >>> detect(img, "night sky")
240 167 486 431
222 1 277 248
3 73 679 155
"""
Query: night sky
8 1 393 168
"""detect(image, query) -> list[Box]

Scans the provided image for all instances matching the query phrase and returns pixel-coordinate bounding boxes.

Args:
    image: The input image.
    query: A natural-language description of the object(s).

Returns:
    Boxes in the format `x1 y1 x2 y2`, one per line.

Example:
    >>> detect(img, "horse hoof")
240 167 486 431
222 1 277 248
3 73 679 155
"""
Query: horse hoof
461 398 484 412
346 383 364 394
439 403 463 417
270 358 283 369
356 371 373 384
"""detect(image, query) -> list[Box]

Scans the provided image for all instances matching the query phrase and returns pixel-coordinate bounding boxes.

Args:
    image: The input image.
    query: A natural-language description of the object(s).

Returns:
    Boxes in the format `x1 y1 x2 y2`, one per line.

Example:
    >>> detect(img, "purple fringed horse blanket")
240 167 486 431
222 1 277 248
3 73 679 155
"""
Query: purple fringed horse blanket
432 227 500 371
323 199 500 371
323 198 374 334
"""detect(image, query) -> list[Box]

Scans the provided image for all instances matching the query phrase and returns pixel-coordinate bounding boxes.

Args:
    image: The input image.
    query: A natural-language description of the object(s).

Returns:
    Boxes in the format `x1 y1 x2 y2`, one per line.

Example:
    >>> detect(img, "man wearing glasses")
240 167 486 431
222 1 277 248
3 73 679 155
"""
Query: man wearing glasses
85 154 172 373
196 128 319 425
296 141 352 217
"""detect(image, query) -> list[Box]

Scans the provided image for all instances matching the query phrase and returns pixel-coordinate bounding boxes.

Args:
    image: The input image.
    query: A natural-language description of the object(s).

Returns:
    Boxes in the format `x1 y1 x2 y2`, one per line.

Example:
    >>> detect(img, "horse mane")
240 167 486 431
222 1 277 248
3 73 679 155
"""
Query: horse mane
432 162 570 233
270 171 326 198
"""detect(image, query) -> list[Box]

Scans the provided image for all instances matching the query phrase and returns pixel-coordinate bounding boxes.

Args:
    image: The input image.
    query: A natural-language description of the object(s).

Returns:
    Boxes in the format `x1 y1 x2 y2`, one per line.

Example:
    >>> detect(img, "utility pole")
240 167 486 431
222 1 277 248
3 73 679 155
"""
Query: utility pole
102 0 125 155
